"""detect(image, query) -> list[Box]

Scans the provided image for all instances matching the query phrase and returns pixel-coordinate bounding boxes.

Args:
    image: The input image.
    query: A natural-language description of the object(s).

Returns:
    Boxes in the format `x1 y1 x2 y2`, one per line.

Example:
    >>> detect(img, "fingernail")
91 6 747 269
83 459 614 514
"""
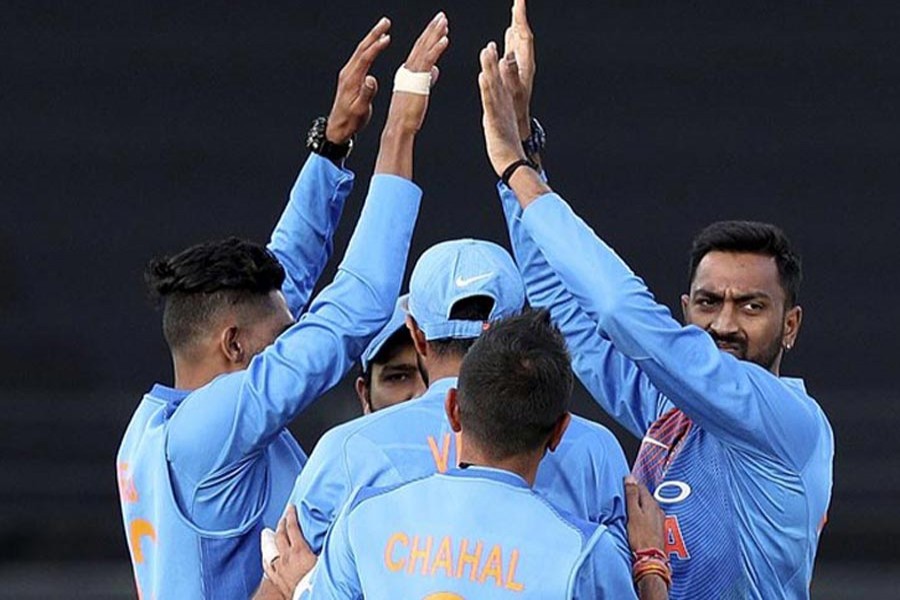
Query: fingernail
625 475 637 484
434 11 445 22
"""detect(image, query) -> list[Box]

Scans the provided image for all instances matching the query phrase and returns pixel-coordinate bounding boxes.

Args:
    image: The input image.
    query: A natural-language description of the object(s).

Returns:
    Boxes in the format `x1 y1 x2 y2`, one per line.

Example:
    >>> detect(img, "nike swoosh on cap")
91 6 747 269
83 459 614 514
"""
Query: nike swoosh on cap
455 273 494 288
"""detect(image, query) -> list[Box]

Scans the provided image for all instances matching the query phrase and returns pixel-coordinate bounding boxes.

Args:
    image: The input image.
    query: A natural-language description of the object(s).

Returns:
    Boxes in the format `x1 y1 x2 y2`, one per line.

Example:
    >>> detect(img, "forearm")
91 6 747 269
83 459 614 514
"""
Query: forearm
500 183 660 436
521 193 816 457
269 154 353 316
374 126 415 179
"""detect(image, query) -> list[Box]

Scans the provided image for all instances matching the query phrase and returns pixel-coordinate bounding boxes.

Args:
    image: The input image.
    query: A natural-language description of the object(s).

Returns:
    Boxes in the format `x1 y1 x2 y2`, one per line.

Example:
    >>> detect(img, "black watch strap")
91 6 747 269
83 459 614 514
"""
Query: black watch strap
306 116 353 162
522 117 546 159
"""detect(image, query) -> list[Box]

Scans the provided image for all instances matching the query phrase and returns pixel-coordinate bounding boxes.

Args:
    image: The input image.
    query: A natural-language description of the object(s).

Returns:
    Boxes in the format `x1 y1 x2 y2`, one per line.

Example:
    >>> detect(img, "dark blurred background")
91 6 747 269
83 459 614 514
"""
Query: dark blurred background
2 1 898 597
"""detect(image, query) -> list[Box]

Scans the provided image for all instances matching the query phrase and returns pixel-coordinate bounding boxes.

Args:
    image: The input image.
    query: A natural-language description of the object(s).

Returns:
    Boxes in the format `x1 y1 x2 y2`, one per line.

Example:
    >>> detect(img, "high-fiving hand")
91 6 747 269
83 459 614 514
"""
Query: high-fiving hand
326 18 392 145
503 0 536 141
384 11 450 135
477 41 528 178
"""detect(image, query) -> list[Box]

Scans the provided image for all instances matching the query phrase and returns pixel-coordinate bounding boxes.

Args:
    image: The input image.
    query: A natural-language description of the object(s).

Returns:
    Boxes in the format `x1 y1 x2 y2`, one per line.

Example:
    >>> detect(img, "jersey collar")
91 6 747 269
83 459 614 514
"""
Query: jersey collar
148 383 191 417
447 465 530 490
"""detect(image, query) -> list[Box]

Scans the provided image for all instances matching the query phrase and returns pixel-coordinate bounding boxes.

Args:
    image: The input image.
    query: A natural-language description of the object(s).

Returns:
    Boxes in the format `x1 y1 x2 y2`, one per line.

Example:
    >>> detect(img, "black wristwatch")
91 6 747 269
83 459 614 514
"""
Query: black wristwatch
522 117 546 160
306 116 353 162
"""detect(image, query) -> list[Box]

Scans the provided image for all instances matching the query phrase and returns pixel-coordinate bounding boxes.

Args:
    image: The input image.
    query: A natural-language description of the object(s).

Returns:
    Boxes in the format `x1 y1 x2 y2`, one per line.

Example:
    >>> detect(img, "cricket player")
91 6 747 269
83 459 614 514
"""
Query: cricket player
116 14 449 597
355 295 425 414
288 236 631 562
477 21 834 599
276 311 666 599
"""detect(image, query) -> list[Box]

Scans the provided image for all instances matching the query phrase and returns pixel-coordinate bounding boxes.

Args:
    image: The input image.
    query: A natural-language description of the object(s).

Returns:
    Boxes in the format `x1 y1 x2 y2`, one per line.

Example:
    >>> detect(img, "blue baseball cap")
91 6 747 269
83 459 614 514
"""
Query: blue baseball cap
360 295 411 373
406 239 525 340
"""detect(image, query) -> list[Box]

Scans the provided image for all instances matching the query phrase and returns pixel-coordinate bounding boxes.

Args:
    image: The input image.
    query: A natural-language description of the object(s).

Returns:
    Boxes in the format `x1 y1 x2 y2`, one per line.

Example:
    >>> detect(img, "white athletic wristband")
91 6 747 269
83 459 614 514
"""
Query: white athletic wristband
393 65 432 95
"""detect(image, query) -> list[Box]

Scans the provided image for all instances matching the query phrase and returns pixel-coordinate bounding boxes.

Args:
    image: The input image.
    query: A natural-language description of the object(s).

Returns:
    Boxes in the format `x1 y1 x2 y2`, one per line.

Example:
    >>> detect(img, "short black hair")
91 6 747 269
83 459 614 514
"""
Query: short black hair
688 220 802 306
429 295 496 358
145 237 285 352
456 309 573 460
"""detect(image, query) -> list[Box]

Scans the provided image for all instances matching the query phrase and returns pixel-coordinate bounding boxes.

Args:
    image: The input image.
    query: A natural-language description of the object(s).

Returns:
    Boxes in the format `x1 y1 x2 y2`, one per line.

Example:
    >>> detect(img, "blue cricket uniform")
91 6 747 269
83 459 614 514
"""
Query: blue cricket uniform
307 466 636 599
507 188 834 599
116 155 421 598
290 377 631 560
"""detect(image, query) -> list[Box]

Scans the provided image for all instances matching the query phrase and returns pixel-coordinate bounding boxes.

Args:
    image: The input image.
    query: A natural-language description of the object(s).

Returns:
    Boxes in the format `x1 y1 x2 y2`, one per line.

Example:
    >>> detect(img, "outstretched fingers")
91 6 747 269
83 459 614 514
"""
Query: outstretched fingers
406 12 449 72
343 17 391 81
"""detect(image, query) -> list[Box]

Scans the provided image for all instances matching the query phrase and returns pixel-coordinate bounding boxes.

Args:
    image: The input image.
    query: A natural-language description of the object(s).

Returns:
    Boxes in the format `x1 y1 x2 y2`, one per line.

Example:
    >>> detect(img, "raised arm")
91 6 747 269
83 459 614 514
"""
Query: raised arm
168 15 450 477
477 39 820 465
269 19 391 315
495 0 665 436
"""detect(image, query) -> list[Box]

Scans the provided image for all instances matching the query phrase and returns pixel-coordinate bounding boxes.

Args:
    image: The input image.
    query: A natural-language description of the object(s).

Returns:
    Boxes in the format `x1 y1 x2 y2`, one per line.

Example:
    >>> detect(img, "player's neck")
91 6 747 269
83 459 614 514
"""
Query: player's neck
172 356 232 391
422 355 464 386
458 439 541 487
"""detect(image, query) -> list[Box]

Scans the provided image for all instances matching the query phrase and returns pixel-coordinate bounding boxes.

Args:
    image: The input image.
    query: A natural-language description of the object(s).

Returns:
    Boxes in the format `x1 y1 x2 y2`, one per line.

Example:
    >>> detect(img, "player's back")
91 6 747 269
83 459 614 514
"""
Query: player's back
117 383 306 598
117 389 203 598
322 468 613 599
293 378 630 553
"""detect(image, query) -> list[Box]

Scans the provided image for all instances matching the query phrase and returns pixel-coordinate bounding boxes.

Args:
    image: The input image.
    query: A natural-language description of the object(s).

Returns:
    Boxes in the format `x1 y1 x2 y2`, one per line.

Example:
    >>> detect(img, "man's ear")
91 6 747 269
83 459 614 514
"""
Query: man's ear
406 315 428 357
355 376 372 415
445 388 462 433
782 304 803 351
546 412 571 453
220 325 244 365
680 293 691 323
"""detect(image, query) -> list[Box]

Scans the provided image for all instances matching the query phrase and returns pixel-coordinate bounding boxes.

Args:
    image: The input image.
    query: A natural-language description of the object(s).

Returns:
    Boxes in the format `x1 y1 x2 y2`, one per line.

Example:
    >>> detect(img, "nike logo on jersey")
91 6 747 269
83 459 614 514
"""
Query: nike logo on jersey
455 273 493 288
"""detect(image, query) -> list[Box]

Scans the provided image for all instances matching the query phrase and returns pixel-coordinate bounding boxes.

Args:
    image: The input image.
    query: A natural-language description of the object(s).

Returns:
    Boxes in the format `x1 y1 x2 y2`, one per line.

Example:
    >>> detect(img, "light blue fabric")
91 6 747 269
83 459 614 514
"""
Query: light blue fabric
406 238 525 340
306 467 636 599
289 375 631 568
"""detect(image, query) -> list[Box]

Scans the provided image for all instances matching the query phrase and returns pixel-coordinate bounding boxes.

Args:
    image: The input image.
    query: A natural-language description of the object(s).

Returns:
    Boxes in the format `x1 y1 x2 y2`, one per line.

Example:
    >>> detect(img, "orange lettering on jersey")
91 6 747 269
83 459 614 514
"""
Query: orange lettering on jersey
428 434 452 473
408 535 434 575
478 544 503 586
430 536 455 577
456 539 483 580
129 519 157 564
504 549 524 591
385 532 409 572
664 515 690 559
117 463 139 503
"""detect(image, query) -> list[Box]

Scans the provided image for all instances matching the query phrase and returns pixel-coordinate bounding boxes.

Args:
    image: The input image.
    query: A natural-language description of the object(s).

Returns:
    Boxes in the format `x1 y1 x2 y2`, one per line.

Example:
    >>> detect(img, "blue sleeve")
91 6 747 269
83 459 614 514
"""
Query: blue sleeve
521 193 821 466
168 175 421 480
290 427 404 554
268 153 354 317
572 528 637 600
306 493 364 599
500 182 666 438
587 428 631 557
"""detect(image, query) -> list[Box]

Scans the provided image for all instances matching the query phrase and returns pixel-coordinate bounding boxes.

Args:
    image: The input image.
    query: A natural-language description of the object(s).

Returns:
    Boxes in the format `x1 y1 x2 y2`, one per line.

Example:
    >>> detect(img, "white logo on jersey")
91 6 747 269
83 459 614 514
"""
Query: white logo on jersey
455 273 493 288
654 480 692 504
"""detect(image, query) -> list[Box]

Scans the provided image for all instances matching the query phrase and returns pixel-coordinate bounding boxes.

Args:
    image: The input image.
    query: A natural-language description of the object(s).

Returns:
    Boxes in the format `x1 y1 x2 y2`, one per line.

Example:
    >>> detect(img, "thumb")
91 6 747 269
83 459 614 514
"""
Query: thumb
624 475 641 511
359 75 378 102
430 65 441 88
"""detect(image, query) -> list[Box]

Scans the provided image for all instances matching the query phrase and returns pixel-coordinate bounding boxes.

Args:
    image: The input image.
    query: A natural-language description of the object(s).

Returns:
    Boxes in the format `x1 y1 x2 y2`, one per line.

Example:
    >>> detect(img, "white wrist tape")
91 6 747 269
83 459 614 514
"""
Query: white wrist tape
260 528 279 565
393 65 432 95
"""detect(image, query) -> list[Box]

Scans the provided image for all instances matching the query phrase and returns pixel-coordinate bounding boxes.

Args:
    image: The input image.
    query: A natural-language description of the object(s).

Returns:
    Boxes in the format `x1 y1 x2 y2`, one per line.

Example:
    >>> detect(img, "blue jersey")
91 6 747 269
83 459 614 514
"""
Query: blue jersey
116 157 422 598
290 377 630 557
506 187 834 600
307 467 636 599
